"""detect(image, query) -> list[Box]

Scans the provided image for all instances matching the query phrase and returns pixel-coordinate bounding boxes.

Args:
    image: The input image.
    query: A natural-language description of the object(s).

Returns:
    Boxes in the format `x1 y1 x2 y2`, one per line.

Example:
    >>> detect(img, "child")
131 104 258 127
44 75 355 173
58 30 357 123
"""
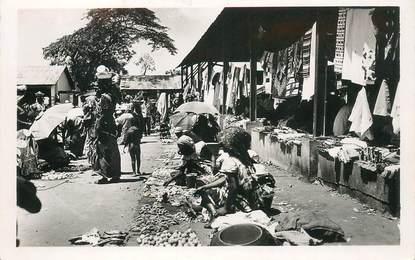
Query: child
123 124 142 176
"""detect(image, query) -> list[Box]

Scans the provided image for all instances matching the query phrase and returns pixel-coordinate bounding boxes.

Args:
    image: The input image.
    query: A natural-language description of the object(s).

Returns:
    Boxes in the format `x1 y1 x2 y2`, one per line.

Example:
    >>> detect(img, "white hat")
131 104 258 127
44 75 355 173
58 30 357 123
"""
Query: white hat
96 65 112 79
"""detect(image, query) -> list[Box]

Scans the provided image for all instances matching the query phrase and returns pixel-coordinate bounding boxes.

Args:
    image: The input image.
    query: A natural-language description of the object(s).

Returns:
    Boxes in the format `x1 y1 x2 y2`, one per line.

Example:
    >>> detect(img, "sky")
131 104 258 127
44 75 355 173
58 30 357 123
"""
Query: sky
17 8 222 75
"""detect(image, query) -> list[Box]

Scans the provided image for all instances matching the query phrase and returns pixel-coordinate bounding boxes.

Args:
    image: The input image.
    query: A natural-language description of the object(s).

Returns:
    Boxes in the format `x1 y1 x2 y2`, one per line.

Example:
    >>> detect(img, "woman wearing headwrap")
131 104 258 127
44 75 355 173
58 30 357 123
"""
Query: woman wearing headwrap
196 127 259 217
93 66 121 184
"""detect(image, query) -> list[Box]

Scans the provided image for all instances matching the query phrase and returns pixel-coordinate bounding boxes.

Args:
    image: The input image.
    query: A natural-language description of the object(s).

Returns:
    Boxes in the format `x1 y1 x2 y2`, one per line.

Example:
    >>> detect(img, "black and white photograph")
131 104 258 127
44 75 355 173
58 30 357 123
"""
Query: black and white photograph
1 1 415 259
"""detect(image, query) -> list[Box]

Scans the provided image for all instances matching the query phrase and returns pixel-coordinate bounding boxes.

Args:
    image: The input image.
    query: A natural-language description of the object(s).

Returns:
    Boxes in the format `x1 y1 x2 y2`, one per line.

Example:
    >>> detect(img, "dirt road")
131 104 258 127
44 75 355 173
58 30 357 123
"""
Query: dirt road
17 134 400 246
17 134 167 246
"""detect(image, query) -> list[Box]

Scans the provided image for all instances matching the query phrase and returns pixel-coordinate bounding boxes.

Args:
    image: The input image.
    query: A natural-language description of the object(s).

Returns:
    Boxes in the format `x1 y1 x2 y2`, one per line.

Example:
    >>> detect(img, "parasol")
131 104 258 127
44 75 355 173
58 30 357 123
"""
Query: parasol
174 101 219 115
29 103 75 140
169 112 198 131
66 107 84 121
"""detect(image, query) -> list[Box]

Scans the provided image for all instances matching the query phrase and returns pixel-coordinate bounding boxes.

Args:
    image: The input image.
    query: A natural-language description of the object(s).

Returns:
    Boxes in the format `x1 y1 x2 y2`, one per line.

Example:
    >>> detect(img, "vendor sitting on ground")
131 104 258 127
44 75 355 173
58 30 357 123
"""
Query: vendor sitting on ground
196 127 260 222
163 135 209 187
174 127 212 161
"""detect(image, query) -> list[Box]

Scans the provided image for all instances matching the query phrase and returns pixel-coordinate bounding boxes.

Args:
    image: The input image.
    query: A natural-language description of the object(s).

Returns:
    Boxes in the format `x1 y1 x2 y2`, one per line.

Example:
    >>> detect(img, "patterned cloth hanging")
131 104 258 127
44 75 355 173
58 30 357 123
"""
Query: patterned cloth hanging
334 8 348 74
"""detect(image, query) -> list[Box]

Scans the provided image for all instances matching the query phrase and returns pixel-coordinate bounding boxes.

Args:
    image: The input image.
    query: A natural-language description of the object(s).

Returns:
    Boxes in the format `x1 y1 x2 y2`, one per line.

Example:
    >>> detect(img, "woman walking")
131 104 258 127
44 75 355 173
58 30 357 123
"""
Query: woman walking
94 66 121 184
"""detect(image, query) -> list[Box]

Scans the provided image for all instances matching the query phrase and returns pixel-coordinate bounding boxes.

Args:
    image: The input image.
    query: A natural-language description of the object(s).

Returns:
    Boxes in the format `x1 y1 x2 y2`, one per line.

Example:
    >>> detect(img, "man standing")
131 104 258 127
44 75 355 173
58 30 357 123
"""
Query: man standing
141 97 151 136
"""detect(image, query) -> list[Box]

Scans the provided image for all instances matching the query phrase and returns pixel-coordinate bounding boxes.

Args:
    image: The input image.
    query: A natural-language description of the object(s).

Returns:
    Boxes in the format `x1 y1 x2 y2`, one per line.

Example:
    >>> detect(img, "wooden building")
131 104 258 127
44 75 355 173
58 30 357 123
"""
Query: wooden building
17 65 75 106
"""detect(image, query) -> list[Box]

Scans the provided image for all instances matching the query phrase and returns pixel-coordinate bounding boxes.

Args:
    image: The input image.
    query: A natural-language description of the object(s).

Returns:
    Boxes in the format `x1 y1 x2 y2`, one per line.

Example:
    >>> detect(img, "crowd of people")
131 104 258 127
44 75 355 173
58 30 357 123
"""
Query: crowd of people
17 64 275 236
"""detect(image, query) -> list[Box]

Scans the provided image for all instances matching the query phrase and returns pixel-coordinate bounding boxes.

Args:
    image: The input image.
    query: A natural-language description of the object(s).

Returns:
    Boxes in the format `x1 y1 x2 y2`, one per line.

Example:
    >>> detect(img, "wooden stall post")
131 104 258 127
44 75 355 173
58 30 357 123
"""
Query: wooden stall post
222 61 229 114
249 19 257 122
190 65 194 91
197 63 202 101
180 66 184 89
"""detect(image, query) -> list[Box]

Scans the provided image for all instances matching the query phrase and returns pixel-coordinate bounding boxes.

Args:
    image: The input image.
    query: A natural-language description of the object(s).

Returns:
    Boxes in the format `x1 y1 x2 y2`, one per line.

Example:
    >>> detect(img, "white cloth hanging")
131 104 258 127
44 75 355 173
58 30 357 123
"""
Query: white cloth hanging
302 23 316 101
391 82 400 134
157 93 167 121
342 9 377 86
348 87 374 140
373 79 392 116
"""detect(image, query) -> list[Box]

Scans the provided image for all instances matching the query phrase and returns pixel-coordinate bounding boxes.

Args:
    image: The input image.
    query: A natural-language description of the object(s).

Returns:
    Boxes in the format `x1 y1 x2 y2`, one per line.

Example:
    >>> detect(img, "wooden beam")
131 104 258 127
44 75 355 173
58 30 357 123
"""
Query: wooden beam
312 12 326 137
208 62 213 85
198 63 203 101
249 18 257 122
190 65 194 90
186 66 189 86
180 66 184 89
222 61 229 114
312 19 320 137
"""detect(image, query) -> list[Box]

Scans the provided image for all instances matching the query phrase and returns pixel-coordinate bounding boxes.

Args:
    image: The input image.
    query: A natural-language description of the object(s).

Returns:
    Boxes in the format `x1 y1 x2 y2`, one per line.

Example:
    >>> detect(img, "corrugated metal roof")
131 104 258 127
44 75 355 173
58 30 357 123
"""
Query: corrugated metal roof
120 75 181 91
17 65 67 85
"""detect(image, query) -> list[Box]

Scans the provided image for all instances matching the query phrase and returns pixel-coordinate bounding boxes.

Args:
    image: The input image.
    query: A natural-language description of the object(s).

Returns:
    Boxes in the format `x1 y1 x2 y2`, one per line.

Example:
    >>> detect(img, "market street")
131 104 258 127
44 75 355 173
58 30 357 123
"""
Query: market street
17 134 399 246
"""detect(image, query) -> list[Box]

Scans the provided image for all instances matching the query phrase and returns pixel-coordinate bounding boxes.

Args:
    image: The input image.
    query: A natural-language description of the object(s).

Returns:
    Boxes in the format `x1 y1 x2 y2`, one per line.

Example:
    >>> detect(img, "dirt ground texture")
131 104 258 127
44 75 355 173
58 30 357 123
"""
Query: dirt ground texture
17 134 400 246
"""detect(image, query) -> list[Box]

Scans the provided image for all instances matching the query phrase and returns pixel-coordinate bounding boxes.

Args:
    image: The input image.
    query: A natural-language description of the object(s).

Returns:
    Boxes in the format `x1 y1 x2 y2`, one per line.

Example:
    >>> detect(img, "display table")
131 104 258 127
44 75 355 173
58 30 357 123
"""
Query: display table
250 129 319 180
317 150 400 215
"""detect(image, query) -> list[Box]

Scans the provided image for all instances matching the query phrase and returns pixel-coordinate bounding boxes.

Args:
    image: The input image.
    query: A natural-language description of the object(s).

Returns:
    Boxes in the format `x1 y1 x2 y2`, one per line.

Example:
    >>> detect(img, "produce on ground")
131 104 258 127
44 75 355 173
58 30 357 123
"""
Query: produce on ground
136 228 201 246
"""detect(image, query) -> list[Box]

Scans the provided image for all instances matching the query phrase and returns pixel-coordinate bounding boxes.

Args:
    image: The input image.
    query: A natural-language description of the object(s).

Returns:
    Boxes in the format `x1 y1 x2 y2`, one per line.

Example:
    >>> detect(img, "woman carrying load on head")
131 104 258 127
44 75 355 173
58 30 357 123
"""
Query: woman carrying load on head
93 65 121 184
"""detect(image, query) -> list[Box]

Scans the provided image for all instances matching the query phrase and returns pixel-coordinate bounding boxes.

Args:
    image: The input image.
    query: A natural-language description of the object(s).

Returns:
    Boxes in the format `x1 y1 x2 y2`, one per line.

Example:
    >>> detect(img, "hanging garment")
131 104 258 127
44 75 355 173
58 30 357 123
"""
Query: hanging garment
302 23 316 101
373 79 392 116
226 65 236 110
205 82 215 106
231 67 241 109
342 9 377 86
390 82 400 134
334 8 348 74
157 92 167 121
348 87 374 140
302 30 312 78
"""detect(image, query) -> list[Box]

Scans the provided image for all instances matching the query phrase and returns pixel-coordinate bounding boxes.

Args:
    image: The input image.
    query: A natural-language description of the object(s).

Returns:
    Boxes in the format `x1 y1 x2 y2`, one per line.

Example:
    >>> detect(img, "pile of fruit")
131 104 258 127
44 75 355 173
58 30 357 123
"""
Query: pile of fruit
136 229 201 246
130 203 191 234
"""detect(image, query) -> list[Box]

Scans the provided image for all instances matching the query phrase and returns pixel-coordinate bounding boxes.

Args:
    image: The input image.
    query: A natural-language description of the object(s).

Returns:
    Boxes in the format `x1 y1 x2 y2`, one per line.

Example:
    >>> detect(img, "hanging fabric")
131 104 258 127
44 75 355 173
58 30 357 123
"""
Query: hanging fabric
348 87 374 140
302 23 316 101
225 65 235 110
342 9 377 86
157 93 167 121
231 67 241 109
302 30 312 77
390 82 400 134
205 81 215 106
212 72 221 110
334 8 348 74
373 79 392 116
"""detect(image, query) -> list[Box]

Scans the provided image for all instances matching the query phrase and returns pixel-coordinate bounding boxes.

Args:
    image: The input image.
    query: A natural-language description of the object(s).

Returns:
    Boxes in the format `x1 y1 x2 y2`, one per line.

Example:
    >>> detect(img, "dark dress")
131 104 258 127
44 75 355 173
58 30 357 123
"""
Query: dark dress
94 94 121 179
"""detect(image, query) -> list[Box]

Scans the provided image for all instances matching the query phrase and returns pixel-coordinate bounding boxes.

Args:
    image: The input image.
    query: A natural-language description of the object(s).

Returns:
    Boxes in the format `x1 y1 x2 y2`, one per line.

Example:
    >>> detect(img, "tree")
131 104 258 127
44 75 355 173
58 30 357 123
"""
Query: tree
43 8 177 90
134 53 156 75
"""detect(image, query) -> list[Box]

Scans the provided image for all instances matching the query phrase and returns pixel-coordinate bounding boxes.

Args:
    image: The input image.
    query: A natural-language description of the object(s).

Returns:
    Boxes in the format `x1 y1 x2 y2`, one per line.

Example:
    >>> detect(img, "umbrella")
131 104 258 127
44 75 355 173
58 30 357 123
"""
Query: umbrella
174 101 219 115
66 107 84 121
29 103 75 140
169 112 198 131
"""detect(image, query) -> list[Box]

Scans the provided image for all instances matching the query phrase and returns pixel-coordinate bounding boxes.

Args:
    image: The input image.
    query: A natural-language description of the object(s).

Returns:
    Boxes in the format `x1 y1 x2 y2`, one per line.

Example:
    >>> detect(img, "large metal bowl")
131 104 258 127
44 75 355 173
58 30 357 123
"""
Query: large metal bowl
210 224 276 246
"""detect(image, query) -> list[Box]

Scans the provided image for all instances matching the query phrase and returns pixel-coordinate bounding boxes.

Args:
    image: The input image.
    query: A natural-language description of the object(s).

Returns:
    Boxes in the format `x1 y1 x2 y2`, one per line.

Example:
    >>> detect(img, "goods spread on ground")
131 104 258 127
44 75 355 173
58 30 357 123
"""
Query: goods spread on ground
136 229 201 246
130 203 191 235
68 228 129 247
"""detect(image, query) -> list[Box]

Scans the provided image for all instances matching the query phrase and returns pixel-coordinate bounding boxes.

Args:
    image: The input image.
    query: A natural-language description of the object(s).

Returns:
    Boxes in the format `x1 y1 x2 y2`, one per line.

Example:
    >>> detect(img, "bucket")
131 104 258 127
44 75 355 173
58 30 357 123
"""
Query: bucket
186 173 197 188
210 224 276 246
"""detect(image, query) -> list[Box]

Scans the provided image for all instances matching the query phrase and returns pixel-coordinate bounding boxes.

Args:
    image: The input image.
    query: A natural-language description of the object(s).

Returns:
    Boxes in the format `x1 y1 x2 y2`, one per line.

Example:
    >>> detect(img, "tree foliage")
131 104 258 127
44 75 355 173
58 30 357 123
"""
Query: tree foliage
134 53 156 75
43 8 177 90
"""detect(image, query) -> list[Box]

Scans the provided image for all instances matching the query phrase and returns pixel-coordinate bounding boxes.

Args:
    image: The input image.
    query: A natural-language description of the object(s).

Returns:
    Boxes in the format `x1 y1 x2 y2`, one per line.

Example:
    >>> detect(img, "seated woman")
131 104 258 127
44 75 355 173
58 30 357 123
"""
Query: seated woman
196 127 260 226
163 135 210 186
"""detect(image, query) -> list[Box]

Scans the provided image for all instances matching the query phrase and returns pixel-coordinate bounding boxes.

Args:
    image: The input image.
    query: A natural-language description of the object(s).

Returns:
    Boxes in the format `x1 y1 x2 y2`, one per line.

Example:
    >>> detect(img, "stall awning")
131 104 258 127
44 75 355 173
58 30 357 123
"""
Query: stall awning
178 7 338 66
